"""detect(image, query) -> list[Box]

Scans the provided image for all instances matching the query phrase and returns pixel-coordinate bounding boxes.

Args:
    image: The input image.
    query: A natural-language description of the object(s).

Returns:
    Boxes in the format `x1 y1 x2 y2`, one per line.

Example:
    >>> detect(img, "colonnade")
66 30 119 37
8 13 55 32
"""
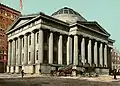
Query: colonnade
73 35 108 67
7 28 108 73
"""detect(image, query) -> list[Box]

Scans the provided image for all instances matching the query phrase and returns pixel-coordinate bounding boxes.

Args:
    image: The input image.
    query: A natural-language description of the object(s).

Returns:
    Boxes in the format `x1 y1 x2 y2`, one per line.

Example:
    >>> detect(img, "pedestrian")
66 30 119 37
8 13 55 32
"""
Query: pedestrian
113 69 117 79
21 70 24 78
39 69 41 74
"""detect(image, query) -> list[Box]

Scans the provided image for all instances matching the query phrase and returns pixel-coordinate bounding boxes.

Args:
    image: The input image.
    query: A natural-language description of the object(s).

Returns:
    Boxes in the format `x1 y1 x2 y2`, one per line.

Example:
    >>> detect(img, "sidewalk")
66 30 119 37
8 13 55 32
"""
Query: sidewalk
0 73 120 83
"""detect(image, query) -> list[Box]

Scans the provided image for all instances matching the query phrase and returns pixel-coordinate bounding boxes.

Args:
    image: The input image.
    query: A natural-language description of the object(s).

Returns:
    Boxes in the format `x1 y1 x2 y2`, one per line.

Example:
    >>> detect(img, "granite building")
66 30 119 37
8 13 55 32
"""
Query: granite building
6 7 114 75
0 3 20 72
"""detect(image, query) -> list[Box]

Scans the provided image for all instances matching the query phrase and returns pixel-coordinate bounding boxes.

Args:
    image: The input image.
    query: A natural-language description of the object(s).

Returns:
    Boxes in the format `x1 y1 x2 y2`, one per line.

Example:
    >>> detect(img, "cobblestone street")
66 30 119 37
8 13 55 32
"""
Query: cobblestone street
0 73 120 86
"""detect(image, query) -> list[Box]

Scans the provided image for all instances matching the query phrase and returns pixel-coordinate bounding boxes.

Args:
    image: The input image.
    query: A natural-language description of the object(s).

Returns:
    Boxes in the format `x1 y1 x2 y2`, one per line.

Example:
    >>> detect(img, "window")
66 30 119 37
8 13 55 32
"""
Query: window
29 52 31 61
37 32 39 43
29 35 31 45
36 50 38 60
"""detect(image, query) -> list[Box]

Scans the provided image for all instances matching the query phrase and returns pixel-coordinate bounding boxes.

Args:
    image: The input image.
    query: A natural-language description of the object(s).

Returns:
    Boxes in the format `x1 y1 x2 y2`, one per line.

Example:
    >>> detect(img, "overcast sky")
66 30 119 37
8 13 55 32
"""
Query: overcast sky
1 0 120 50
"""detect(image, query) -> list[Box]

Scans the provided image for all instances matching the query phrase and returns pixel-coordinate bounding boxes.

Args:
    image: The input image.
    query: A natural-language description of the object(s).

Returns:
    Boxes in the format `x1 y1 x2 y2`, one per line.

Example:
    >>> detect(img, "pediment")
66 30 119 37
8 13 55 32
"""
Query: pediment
6 14 39 32
78 21 110 36
14 19 30 29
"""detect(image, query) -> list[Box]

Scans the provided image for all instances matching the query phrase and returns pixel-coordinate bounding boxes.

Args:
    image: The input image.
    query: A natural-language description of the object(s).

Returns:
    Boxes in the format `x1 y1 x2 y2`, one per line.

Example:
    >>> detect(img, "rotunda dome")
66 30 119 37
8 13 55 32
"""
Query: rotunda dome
51 7 87 23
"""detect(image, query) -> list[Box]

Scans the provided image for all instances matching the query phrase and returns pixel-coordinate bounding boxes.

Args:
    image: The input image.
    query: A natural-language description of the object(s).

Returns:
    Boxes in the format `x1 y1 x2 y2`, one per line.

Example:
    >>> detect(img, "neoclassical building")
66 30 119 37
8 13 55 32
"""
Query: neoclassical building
6 7 114 74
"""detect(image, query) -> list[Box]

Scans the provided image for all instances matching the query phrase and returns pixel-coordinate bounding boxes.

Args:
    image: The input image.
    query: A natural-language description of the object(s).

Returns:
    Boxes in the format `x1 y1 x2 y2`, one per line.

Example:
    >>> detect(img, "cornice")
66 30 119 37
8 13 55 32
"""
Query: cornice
0 3 21 14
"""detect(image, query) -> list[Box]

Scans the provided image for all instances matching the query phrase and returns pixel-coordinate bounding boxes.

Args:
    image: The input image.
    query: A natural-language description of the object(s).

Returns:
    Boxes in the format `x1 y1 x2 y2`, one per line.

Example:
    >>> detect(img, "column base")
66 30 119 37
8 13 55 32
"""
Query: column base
99 64 102 67
15 66 19 73
10 66 14 73
23 65 34 74
21 65 41 74
85 63 90 67
95 68 109 75
95 68 100 74
92 63 96 67
78 62 83 66
100 69 109 75
35 65 40 74
7 66 10 73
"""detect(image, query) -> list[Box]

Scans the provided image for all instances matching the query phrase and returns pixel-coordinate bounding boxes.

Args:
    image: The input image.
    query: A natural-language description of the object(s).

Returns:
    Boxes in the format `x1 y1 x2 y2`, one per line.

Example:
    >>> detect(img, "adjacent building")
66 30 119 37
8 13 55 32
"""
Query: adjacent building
6 7 114 75
112 48 120 72
0 3 20 72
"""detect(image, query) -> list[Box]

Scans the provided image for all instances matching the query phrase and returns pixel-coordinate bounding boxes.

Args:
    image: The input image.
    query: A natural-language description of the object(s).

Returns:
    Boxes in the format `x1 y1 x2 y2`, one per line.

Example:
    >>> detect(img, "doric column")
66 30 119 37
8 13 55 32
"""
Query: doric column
11 40 13 66
67 36 73 65
38 29 43 64
104 44 107 67
18 37 21 65
31 32 35 64
81 37 85 65
73 35 78 65
88 39 92 66
67 36 70 65
7 41 11 66
15 39 18 65
11 40 16 66
58 34 63 64
24 34 28 65
49 32 53 64
94 41 98 66
99 43 103 67
70 37 72 64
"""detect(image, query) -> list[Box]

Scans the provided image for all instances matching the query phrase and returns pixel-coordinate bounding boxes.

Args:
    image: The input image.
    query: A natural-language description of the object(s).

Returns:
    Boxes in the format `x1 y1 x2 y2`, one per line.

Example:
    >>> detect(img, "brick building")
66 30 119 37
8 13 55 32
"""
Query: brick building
0 3 20 72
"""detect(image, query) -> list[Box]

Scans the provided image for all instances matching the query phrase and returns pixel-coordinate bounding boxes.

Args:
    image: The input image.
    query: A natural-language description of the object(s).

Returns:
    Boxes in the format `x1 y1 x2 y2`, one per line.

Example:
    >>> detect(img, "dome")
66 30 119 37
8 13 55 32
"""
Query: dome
51 7 87 23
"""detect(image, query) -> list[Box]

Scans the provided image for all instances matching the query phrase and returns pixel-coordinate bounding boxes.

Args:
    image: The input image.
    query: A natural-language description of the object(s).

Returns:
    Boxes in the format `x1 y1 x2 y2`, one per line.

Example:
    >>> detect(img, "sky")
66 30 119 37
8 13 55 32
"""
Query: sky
1 0 120 50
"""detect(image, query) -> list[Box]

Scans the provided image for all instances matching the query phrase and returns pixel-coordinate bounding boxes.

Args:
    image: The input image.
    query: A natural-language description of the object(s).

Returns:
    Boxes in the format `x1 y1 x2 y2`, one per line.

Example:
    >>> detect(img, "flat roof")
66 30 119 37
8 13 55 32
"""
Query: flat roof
0 3 21 14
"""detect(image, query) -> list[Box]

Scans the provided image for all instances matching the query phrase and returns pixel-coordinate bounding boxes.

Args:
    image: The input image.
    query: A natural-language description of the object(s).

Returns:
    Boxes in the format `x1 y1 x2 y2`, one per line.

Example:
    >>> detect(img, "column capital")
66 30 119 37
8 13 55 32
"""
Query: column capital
32 29 39 33
31 30 36 33
25 32 31 36
8 39 13 42
53 31 60 35
19 35 24 38
68 35 74 38
62 34 68 38
49 30 53 33
13 37 18 40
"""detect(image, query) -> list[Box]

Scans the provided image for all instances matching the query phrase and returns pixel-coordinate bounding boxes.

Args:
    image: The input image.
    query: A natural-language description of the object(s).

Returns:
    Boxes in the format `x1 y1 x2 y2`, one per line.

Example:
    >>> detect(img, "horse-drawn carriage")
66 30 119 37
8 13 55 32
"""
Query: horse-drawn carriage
51 64 85 76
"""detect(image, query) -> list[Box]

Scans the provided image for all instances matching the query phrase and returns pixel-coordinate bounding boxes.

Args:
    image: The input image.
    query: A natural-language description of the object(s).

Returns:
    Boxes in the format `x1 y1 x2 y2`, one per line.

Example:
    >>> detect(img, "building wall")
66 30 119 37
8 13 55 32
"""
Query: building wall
112 48 120 72
0 3 20 72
